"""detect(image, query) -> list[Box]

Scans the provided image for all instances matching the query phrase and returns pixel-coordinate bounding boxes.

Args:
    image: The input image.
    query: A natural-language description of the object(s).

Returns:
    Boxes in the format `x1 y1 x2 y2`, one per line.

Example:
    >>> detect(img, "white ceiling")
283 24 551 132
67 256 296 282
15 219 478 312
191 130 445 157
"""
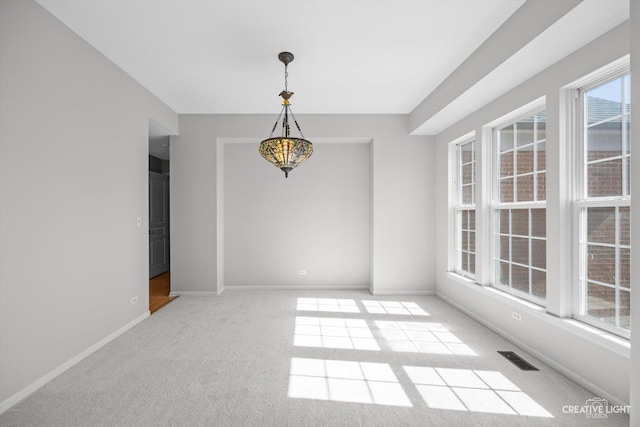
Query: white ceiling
37 0 629 135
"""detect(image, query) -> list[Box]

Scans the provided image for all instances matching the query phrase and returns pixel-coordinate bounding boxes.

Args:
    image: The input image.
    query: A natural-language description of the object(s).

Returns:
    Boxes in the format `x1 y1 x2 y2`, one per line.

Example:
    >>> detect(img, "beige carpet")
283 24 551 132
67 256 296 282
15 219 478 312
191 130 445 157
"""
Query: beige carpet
0 290 629 426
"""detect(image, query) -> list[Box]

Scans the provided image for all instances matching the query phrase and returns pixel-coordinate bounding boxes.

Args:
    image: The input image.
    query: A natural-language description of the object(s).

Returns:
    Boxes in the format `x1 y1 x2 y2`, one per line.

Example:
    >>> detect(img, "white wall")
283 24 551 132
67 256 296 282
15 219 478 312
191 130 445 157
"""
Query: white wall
0 0 178 408
171 115 435 295
434 22 632 404
224 141 371 289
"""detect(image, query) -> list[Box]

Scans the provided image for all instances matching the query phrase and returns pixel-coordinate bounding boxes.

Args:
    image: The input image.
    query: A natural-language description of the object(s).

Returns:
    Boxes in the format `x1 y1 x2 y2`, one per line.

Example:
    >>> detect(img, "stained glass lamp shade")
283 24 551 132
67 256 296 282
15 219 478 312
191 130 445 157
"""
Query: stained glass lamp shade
259 52 313 178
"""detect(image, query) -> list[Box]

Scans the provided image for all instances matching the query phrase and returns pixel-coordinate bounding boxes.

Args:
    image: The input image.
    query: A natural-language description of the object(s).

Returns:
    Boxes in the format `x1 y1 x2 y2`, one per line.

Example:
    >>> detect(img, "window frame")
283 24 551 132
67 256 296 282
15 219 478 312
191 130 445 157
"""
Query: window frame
572 69 631 339
453 138 477 280
491 104 547 306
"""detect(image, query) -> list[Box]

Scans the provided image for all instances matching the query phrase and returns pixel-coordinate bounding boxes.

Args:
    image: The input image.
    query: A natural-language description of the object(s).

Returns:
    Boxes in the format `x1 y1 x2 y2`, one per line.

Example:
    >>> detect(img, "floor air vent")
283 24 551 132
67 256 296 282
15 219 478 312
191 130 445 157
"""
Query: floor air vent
498 351 539 371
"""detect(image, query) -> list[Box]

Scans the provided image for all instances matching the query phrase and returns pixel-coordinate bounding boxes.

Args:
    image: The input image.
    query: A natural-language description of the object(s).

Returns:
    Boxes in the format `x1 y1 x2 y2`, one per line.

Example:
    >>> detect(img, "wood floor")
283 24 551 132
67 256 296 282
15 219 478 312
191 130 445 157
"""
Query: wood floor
149 271 177 314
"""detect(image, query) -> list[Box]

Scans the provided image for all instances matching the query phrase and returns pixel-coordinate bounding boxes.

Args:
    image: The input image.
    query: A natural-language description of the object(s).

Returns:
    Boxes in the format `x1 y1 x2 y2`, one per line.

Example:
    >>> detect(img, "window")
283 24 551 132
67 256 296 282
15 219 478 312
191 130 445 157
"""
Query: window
493 109 547 302
575 73 630 335
454 140 476 278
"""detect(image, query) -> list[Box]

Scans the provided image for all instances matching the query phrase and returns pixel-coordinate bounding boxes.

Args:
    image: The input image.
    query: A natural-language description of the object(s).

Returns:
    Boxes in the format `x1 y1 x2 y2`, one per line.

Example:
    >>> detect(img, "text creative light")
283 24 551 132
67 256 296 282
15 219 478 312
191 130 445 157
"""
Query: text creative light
259 52 313 178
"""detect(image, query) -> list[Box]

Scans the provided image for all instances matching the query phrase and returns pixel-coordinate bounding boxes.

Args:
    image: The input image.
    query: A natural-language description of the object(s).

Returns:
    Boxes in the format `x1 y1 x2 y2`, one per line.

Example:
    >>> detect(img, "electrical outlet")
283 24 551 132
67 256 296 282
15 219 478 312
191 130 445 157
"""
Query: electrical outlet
131 296 138 305
512 310 523 322
298 269 307 275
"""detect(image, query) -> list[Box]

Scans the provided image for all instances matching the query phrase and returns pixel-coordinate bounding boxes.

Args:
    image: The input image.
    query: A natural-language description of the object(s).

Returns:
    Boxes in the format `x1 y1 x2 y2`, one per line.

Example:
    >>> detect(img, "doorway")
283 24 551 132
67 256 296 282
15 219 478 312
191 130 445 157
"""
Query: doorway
148 120 175 313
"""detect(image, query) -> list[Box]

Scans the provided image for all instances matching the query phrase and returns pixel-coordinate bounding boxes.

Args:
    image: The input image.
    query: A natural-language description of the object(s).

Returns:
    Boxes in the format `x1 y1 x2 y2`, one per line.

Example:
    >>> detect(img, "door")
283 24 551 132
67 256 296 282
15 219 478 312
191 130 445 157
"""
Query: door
149 171 169 278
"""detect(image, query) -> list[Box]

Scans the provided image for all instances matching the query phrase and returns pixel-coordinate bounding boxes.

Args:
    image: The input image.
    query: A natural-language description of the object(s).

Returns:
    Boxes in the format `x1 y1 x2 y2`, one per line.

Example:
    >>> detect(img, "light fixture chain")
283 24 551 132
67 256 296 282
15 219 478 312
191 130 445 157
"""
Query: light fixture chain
288 107 305 139
284 64 288 92
268 105 286 138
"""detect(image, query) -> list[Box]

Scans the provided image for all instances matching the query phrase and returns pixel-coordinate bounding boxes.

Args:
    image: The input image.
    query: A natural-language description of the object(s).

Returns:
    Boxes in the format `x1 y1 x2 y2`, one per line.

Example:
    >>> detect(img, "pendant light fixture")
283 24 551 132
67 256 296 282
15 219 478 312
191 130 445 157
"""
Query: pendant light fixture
259 52 313 178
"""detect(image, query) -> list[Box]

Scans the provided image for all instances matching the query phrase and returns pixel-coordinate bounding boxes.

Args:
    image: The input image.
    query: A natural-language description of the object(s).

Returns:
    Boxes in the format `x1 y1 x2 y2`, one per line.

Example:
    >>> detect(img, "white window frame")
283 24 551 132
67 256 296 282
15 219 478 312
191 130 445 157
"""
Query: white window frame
491 103 547 306
572 67 631 338
453 138 476 280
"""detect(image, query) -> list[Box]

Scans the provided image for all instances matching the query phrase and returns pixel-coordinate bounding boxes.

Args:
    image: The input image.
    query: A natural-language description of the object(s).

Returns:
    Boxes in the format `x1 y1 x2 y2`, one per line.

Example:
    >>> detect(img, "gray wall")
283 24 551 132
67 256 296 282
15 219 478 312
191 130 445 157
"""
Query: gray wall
0 0 178 407
224 141 371 288
171 115 435 295
433 22 632 404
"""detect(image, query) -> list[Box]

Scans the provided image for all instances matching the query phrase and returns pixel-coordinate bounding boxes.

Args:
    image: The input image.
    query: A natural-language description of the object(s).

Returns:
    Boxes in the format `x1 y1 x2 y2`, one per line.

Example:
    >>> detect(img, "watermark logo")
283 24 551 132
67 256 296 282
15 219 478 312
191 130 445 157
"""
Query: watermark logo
562 397 631 419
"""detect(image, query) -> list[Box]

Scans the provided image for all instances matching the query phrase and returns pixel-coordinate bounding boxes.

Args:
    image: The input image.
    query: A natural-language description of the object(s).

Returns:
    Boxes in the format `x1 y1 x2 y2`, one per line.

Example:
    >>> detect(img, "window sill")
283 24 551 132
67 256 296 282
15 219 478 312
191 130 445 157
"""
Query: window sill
444 272 630 358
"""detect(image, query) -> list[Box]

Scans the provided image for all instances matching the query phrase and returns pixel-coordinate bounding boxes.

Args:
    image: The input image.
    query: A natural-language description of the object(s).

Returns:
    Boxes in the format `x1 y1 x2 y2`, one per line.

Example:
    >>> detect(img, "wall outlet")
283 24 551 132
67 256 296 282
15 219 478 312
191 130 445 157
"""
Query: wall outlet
131 296 138 305
298 269 307 275
512 310 523 322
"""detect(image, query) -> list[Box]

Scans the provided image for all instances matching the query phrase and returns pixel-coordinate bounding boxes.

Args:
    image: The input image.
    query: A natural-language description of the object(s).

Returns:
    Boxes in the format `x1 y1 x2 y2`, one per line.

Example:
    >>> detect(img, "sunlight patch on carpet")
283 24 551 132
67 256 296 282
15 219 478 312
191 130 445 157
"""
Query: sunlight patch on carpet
362 300 429 316
288 358 412 407
404 366 553 417
294 316 380 351
374 321 476 355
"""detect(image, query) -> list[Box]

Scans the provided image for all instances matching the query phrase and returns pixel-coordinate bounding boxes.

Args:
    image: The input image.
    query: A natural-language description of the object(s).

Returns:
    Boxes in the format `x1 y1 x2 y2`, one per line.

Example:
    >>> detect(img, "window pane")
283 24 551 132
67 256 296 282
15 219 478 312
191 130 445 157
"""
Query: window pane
500 152 513 177
516 120 534 147
536 141 546 172
469 230 475 253
620 290 630 330
462 229 469 252
511 209 528 236
531 209 546 237
586 283 616 325
620 207 630 246
499 210 509 234
532 269 546 299
498 261 510 286
587 207 615 244
579 74 630 333
535 111 546 141
516 148 534 174
531 239 546 269
536 172 546 201
624 74 631 108
469 253 476 275
587 78 622 124
462 185 474 205
461 251 468 272
511 265 529 294
587 245 615 285
587 159 622 197
468 210 475 231
500 178 514 203
620 248 630 289
500 126 514 152
625 157 630 196
462 163 474 185
493 108 546 302
624 116 630 155
461 210 469 230
587 121 622 161
511 237 529 265
461 142 474 163
516 174 534 202
499 236 510 261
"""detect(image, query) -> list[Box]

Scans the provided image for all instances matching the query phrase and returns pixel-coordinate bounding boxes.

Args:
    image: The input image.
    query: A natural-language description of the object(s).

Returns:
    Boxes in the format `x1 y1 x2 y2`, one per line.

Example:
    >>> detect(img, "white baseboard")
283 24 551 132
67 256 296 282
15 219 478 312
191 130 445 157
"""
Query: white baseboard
369 290 436 296
169 291 218 297
436 292 628 407
223 285 370 291
0 311 150 414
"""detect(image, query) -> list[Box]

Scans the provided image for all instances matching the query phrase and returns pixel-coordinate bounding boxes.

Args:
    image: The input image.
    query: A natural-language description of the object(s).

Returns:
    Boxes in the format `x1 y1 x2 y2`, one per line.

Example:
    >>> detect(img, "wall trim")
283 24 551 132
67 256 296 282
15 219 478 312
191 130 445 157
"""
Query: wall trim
224 285 370 291
169 291 219 297
0 311 150 415
370 290 436 296
436 292 628 407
